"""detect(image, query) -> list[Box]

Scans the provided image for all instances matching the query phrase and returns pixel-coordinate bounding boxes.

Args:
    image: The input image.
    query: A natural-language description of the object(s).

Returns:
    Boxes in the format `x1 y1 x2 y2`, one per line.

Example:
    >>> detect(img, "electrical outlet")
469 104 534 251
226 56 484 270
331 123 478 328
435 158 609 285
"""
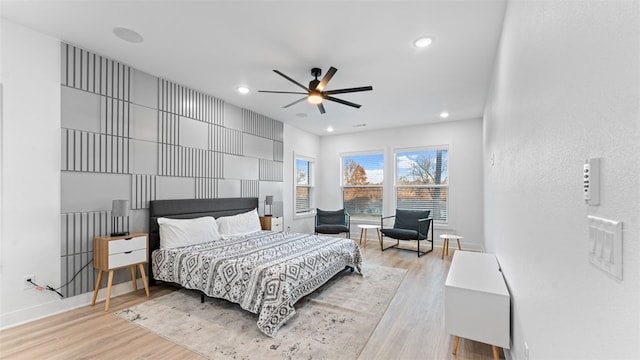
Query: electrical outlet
23 275 36 290
524 341 530 360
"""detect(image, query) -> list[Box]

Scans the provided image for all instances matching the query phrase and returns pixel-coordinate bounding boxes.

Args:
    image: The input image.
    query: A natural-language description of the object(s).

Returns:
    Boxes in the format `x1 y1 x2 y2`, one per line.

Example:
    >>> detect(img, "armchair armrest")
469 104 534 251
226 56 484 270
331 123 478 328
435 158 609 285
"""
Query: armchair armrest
381 215 396 228
416 217 433 241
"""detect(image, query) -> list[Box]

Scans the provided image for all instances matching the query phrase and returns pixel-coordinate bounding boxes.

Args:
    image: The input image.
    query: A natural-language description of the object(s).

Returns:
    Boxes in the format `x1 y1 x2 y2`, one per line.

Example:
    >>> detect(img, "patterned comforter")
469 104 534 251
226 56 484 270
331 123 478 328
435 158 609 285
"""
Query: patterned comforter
152 231 362 337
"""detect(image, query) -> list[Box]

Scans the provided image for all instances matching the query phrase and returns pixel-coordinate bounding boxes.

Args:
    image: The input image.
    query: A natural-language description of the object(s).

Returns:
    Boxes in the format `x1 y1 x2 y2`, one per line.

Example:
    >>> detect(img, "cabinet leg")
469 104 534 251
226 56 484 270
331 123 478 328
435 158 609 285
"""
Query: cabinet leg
452 336 460 355
138 263 150 297
492 345 500 360
105 270 114 311
91 270 103 306
130 265 138 291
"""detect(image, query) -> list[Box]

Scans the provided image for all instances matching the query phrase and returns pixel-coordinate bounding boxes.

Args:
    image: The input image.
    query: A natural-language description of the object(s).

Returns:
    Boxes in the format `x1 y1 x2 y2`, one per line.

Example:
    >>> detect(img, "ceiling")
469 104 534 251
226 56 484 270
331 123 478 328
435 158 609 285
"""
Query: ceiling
1 0 507 136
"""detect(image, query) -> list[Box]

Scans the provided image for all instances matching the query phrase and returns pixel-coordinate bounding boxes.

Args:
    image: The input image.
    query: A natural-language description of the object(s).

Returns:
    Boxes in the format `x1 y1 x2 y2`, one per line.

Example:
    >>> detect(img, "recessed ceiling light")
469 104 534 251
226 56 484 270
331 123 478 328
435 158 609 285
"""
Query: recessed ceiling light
352 124 367 128
237 86 250 94
414 36 433 48
113 27 144 43
295 113 308 118
327 126 334 132
440 111 450 119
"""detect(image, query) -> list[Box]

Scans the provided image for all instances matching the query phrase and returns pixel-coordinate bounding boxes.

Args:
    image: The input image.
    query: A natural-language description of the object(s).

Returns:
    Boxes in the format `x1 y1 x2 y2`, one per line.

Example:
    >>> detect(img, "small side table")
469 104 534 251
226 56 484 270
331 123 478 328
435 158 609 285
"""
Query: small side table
439 234 463 259
259 216 284 232
358 224 381 249
92 233 150 311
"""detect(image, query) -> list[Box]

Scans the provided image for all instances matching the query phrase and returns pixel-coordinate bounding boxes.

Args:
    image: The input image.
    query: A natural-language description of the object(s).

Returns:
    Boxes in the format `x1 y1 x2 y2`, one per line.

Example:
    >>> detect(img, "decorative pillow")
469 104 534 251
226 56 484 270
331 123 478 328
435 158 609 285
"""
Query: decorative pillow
217 209 262 239
158 216 221 249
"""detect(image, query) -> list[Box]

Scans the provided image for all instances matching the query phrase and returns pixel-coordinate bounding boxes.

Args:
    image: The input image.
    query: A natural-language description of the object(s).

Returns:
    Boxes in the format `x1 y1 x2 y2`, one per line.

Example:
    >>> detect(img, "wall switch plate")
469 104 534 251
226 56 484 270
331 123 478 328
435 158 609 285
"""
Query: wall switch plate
588 216 622 280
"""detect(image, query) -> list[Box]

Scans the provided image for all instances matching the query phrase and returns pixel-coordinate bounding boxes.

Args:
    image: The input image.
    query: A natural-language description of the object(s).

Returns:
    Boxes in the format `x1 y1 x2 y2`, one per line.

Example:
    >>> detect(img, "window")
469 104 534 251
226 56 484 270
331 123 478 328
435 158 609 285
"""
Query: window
341 152 384 219
395 147 449 223
295 157 314 215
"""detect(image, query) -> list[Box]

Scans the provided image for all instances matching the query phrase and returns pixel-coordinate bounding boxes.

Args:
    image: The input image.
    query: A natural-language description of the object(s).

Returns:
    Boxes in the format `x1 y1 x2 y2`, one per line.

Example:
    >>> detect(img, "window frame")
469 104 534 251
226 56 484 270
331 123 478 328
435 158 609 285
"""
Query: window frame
393 145 450 225
294 153 315 218
340 150 385 221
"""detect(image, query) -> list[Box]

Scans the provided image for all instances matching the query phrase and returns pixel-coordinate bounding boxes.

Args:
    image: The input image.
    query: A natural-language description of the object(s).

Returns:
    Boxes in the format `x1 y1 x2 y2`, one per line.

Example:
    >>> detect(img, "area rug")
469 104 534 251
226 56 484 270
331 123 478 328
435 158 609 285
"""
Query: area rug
115 263 406 359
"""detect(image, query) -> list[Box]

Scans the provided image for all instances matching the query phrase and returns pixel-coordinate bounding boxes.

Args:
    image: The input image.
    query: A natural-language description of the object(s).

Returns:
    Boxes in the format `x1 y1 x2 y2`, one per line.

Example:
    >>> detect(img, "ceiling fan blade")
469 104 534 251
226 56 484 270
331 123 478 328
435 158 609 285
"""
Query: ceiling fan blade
315 66 337 91
323 86 373 95
283 97 308 108
258 90 309 95
273 70 310 92
324 96 362 108
317 103 326 114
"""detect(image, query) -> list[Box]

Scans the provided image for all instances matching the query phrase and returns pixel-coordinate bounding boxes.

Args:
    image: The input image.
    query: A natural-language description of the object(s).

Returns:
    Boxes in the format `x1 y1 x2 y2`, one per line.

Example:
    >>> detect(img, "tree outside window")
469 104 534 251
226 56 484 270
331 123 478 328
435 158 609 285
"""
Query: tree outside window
341 153 383 219
396 148 449 223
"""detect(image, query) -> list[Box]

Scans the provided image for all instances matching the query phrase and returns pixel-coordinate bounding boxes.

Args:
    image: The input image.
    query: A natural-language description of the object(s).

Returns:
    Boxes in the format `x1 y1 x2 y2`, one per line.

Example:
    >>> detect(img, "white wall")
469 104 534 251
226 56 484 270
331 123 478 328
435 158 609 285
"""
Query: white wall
0 20 62 324
318 118 484 248
283 123 320 234
483 1 640 358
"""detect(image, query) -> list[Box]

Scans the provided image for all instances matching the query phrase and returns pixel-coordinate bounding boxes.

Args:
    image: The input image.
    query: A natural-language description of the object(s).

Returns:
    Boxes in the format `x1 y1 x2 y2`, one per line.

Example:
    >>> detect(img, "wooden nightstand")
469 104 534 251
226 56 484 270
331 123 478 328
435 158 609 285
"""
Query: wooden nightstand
259 216 284 232
91 233 150 311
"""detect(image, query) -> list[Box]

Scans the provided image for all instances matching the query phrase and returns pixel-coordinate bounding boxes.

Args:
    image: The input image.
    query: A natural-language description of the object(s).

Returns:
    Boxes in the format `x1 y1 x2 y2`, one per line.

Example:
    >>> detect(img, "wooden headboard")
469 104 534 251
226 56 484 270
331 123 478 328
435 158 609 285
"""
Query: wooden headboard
148 197 259 285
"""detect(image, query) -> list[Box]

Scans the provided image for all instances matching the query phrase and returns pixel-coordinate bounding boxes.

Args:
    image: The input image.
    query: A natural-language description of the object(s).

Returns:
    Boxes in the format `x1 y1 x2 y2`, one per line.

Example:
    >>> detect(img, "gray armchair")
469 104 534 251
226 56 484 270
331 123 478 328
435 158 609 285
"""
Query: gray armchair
380 209 433 257
315 208 351 238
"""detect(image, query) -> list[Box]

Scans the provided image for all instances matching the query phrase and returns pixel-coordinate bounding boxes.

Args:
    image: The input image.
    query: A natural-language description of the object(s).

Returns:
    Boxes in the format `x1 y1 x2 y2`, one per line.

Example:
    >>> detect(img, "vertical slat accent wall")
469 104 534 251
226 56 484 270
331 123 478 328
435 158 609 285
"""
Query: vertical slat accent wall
241 180 260 198
60 43 283 298
60 211 111 297
132 175 157 210
196 178 218 199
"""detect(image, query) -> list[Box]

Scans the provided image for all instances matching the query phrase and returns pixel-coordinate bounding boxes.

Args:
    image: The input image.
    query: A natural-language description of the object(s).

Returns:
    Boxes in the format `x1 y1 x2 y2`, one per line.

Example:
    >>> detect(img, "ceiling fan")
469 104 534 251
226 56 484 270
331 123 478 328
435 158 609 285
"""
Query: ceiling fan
258 67 373 114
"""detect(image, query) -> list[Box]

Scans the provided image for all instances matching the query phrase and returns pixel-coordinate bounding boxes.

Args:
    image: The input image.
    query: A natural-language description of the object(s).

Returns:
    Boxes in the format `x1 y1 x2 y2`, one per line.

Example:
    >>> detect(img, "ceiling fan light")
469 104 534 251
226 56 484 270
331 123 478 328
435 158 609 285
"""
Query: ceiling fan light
308 93 323 104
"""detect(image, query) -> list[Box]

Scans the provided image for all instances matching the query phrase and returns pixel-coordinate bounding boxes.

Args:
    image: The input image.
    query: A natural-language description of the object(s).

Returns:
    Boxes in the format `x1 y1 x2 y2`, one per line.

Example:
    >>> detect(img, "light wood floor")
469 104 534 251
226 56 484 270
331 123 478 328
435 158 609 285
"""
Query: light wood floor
0 240 499 360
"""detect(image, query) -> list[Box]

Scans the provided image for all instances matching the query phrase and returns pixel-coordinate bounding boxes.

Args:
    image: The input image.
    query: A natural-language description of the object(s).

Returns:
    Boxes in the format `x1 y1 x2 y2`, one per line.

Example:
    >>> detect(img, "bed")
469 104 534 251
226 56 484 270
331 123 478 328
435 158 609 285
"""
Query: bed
148 197 362 337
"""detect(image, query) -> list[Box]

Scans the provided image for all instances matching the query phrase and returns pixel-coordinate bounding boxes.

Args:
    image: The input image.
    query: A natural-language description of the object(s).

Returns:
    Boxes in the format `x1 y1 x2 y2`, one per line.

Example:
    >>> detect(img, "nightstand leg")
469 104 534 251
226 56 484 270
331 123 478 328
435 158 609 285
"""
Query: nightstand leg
105 270 114 311
138 263 150 297
452 336 460 355
492 345 500 360
130 265 138 291
92 270 103 306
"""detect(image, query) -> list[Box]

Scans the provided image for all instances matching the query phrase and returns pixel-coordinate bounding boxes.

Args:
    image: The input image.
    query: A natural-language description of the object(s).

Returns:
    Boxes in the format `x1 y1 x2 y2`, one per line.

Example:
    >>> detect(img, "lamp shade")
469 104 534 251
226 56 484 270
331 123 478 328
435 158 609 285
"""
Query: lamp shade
265 196 273 205
111 200 129 217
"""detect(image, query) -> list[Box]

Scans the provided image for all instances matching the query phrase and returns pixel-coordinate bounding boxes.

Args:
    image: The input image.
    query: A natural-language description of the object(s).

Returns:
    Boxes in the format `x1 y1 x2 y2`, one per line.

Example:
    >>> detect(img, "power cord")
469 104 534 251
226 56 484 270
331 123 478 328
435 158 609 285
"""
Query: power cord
26 259 94 298
26 278 64 298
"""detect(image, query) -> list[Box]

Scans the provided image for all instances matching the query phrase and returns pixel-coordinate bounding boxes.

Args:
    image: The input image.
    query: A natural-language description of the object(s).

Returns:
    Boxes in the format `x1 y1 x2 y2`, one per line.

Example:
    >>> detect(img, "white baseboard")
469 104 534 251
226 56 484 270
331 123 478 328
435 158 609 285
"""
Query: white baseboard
0 279 143 331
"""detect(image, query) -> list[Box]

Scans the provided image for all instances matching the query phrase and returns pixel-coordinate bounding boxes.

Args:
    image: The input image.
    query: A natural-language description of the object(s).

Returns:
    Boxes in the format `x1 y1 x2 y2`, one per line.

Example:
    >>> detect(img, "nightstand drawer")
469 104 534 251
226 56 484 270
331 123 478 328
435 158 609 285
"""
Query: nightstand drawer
271 221 283 232
108 249 147 269
109 235 146 254
260 216 284 232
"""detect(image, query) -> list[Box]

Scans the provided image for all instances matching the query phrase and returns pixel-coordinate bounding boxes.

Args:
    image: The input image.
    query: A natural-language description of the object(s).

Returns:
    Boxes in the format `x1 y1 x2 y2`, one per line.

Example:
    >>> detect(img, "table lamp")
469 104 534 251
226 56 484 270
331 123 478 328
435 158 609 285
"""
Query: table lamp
111 199 130 236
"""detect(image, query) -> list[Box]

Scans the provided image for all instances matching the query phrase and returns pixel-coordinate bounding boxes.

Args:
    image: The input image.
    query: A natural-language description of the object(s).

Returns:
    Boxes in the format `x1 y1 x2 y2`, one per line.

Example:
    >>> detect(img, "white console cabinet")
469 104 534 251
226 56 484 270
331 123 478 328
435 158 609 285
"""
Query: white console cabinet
445 251 510 360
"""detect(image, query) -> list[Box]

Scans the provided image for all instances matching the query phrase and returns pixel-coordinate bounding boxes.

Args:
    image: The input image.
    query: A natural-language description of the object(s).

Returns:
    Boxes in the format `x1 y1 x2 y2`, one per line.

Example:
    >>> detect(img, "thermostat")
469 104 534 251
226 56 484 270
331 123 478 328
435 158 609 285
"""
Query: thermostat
583 158 600 206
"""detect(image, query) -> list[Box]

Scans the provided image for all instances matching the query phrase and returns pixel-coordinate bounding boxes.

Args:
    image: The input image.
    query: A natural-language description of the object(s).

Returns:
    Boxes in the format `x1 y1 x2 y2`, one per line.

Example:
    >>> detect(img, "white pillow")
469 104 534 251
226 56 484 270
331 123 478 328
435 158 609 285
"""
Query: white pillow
158 216 221 249
217 209 262 239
